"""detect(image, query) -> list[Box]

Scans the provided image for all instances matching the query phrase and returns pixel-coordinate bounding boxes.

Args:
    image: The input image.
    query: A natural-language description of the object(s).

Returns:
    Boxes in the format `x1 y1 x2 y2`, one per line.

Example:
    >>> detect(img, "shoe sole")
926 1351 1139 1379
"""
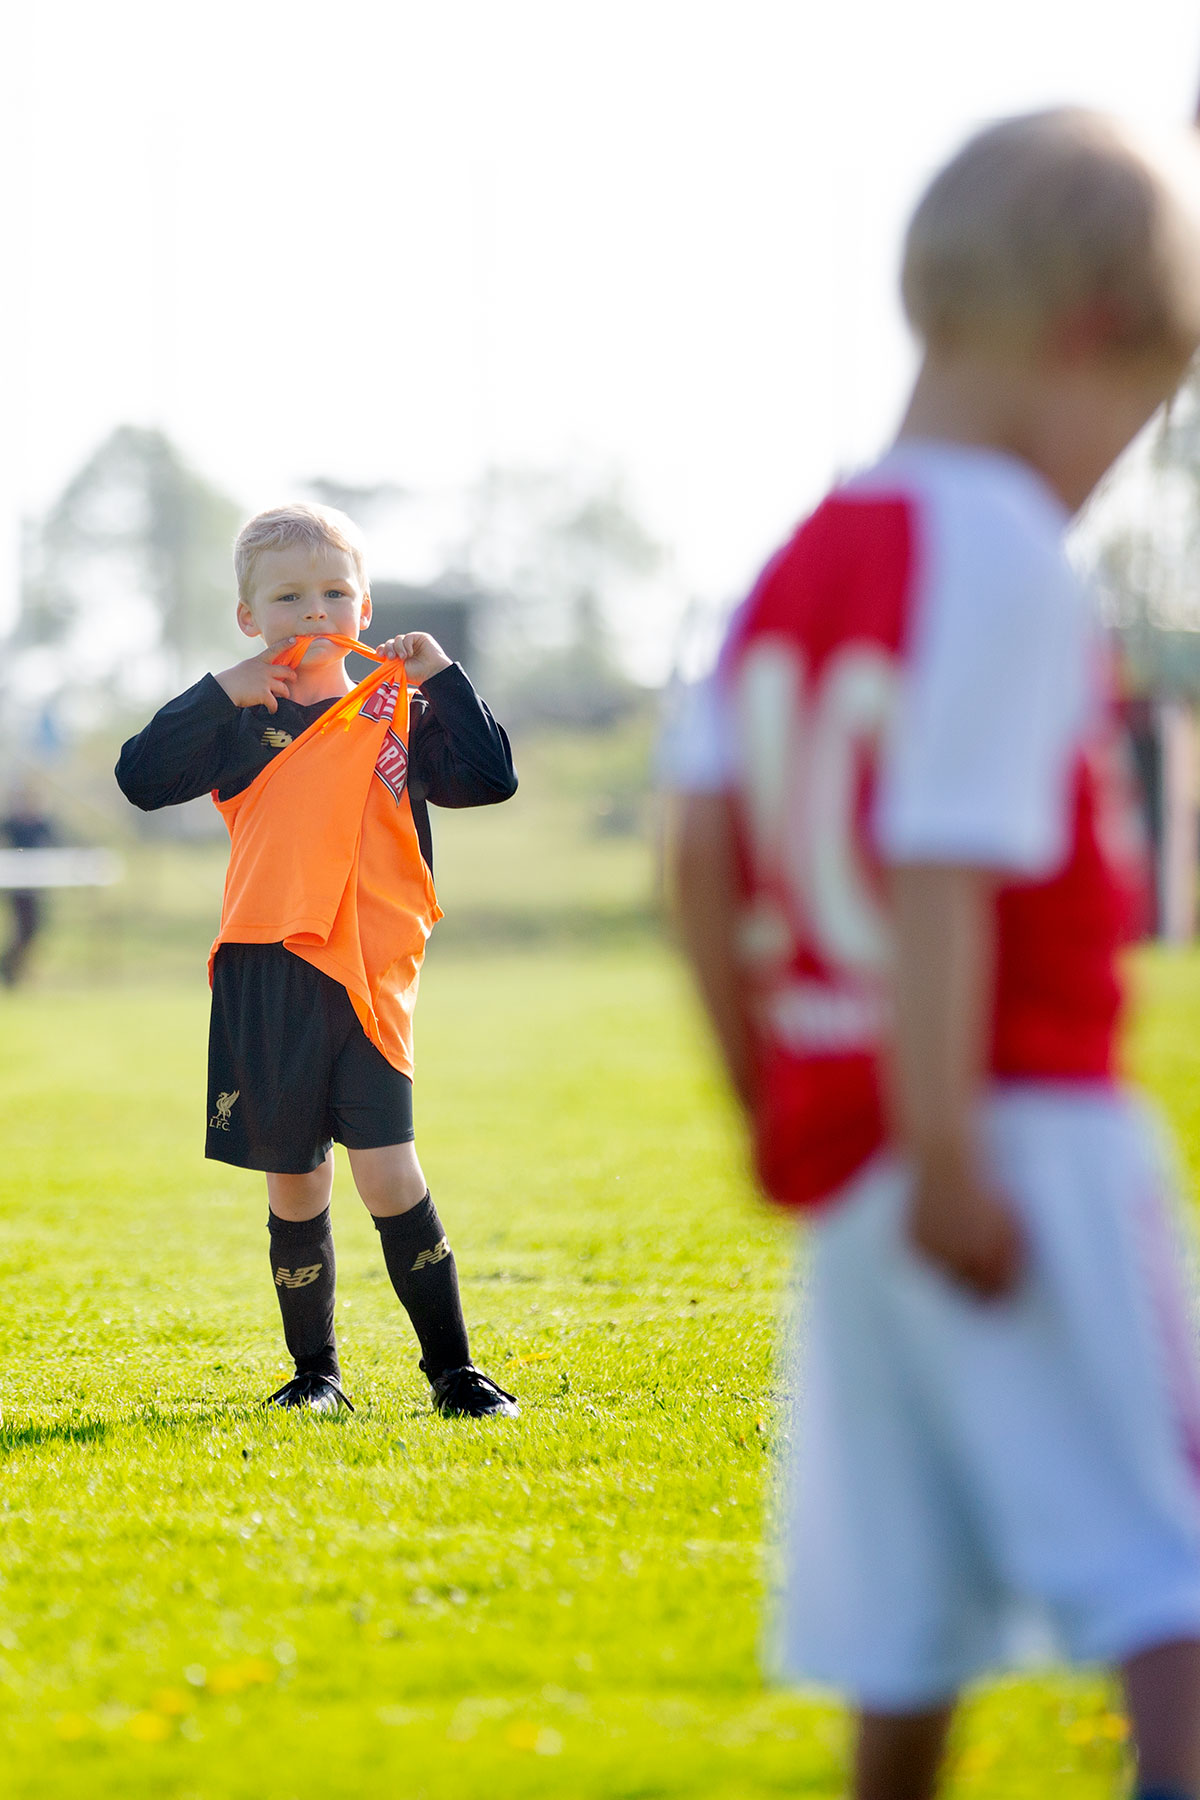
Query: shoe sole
434 1404 520 1420
265 1397 345 1415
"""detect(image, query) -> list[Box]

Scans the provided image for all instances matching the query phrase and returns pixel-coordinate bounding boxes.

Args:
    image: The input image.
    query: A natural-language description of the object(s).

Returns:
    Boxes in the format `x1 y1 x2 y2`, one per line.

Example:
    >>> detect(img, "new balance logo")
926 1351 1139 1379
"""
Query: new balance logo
411 1237 450 1272
274 1264 323 1289
209 1090 240 1129
261 727 293 750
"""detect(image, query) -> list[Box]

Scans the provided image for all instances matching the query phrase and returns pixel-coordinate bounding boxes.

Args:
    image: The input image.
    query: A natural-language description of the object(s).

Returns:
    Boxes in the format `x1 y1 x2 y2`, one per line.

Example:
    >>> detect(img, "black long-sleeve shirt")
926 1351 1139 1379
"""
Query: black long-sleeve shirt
115 662 517 872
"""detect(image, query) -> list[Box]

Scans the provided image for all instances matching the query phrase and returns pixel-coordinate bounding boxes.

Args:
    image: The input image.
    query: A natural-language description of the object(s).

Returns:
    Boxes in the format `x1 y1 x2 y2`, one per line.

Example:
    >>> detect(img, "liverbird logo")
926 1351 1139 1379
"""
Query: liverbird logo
209 1090 240 1130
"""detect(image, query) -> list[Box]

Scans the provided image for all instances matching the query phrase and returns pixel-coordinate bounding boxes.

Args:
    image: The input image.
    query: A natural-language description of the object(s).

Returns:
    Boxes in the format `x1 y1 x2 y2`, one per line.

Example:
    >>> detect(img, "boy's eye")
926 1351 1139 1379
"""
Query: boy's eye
275 593 299 604
325 589 349 600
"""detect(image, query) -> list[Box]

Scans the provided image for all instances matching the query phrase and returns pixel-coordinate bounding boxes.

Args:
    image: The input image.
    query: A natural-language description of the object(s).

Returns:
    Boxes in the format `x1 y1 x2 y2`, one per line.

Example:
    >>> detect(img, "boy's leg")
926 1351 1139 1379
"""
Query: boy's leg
851 1650 1200 1800
852 1642 1200 1799
350 1142 470 1376
349 1141 517 1418
854 1706 955 1800
0 892 40 985
265 1156 350 1411
350 1140 429 1218
267 1159 335 1223
1122 1637 1200 1799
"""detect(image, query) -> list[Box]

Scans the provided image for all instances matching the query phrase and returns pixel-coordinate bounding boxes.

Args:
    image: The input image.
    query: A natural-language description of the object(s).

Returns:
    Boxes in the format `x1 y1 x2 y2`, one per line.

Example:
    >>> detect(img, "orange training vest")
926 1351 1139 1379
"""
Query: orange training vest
208 634 442 1080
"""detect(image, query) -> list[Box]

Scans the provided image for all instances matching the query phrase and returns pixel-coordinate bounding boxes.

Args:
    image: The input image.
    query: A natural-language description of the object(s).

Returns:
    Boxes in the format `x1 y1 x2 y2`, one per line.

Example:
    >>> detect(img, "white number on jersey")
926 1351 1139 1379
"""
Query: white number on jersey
733 636 898 1049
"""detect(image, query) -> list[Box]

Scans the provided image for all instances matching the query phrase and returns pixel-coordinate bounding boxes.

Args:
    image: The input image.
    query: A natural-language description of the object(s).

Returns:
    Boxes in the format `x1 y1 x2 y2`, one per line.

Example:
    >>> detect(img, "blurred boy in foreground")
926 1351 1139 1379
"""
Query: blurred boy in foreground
671 111 1200 1799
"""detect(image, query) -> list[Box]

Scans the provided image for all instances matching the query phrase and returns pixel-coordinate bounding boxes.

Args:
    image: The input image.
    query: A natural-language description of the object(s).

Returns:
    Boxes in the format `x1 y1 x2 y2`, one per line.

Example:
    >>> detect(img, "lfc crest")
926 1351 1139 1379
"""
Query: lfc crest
209 1089 240 1129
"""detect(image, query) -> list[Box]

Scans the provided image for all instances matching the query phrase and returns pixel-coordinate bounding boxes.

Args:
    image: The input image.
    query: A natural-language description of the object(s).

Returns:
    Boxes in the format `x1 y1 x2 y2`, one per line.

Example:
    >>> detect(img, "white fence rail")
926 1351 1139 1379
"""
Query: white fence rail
0 849 123 890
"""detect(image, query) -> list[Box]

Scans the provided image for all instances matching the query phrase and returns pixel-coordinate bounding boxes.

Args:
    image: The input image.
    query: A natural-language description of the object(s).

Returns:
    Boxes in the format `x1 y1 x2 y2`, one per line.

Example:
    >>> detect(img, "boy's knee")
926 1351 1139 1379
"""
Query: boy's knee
266 1160 334 1222
348 1142 427 1215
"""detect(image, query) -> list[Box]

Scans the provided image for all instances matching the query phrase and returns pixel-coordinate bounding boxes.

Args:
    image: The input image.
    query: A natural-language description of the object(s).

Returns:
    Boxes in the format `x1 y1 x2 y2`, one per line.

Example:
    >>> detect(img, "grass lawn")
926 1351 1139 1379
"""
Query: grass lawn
1 940 1194 1797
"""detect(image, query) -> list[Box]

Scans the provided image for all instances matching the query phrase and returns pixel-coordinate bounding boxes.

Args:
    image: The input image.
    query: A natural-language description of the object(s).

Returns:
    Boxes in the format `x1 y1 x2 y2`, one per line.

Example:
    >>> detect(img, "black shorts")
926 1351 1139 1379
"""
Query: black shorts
206 944 415 1173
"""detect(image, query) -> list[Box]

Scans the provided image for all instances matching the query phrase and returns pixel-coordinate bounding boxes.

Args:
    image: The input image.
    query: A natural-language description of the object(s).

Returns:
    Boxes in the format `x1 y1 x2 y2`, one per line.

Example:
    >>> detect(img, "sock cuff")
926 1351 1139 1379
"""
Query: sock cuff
373 1193 439 1244
268 1205 332 1243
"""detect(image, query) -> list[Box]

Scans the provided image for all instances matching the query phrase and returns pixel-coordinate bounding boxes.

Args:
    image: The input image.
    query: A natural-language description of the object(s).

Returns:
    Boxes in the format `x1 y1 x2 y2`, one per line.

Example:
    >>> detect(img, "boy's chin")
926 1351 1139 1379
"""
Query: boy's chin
300 634 353 660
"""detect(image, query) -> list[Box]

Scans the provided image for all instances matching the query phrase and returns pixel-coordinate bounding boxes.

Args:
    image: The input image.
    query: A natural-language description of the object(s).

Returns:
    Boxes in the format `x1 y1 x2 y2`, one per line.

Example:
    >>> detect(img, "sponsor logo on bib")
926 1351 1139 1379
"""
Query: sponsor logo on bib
374 729 409 803
359 681 403 725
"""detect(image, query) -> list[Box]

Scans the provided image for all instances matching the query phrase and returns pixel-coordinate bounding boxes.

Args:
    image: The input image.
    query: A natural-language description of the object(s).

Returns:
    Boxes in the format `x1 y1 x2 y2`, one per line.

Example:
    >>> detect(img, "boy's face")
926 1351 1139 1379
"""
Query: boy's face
238 544 372 663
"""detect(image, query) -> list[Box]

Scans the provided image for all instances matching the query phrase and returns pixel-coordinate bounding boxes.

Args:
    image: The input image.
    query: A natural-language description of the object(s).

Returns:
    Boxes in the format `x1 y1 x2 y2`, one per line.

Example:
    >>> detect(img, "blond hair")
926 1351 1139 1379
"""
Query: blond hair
901 108 1200 360
234 502 368 602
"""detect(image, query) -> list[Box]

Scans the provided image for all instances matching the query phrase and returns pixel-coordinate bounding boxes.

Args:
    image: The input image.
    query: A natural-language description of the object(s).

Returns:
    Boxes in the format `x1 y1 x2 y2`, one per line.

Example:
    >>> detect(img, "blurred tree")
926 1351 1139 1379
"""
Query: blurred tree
1141 365 1200 628
1091 365 1200 694
448 465 664 728
1155 366 1200 506
16 425 244 695
305 477 407 521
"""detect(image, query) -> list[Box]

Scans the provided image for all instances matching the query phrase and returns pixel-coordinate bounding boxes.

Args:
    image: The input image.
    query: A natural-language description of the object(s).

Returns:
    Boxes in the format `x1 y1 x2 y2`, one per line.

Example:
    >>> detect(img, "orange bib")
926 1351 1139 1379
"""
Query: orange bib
209 635 442 1079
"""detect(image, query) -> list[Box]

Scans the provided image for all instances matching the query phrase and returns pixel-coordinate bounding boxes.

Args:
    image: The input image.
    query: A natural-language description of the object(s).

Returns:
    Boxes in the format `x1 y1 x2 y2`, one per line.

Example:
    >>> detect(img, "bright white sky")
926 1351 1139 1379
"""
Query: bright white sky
5 0 1200 672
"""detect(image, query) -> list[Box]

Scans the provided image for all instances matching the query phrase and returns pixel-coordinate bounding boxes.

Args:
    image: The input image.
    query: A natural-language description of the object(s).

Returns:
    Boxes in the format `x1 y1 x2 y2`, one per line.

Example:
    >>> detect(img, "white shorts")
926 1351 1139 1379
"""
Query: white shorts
775 1085 1200 1711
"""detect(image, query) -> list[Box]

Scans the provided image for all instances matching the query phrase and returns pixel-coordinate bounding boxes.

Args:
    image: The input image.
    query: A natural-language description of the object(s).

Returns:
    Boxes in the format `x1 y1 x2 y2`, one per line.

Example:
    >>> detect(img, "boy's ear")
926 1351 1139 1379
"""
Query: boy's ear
236 600 264 640
360 591 373 632
1049 297 1135 363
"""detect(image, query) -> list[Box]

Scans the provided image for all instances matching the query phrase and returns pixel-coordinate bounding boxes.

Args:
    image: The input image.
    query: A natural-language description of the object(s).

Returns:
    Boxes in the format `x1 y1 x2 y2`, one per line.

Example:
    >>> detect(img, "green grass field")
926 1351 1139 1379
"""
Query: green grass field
1 940 1197 1798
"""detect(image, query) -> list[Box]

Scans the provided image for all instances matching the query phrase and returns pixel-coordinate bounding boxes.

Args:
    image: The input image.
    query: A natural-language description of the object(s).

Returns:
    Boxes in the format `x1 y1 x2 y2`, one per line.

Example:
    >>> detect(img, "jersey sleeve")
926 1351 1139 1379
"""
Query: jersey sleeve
115 674 242 810
406 663 518 809
874 490 1093 874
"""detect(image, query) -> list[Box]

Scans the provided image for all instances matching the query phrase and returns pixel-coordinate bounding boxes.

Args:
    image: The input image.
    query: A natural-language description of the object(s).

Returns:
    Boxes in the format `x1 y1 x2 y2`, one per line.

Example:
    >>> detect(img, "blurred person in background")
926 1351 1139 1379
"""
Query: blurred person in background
0 776 57 987
671 111 1200 1800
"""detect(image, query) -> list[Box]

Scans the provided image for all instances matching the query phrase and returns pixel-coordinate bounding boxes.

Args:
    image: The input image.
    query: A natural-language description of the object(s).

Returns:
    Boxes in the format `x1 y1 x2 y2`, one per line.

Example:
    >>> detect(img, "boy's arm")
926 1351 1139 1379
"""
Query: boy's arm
670 791 757 1112
116 675 244 810
407 665 518 809
117 648 300 810
887 864 1022 1299
872 495 1093 1299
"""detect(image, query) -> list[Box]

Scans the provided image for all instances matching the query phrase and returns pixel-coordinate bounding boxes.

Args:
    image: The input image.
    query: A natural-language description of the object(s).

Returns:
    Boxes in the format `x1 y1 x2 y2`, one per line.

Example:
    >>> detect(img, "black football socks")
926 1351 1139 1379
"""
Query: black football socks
373 1193 470 1380
268 1195 469 1387
268 1206 340 1381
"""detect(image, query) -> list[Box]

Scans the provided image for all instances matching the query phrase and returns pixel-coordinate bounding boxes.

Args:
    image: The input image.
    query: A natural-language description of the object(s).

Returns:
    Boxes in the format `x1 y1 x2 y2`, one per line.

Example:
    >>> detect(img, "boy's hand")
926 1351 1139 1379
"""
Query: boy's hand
214 643 299 713
887 864 1022 1302
907 1149 1024 1300
376 632 452 687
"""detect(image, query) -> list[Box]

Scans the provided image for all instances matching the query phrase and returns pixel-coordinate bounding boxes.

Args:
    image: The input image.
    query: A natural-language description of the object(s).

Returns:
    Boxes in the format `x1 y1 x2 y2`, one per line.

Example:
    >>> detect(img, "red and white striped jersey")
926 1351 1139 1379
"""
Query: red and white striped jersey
673 443 1148 1211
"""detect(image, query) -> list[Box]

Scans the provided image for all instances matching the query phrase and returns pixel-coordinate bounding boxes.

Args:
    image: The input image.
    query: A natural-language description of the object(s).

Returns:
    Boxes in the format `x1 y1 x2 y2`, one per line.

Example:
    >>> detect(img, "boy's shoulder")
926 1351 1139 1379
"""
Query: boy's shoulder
843 441 1069 553
739 441 1077 656
718 440 1093 782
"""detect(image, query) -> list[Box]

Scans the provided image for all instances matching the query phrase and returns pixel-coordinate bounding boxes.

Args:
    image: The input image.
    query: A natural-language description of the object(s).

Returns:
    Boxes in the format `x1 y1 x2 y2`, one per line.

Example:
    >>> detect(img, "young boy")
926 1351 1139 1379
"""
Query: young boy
671 112 1200 1799
117 503 519 1420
